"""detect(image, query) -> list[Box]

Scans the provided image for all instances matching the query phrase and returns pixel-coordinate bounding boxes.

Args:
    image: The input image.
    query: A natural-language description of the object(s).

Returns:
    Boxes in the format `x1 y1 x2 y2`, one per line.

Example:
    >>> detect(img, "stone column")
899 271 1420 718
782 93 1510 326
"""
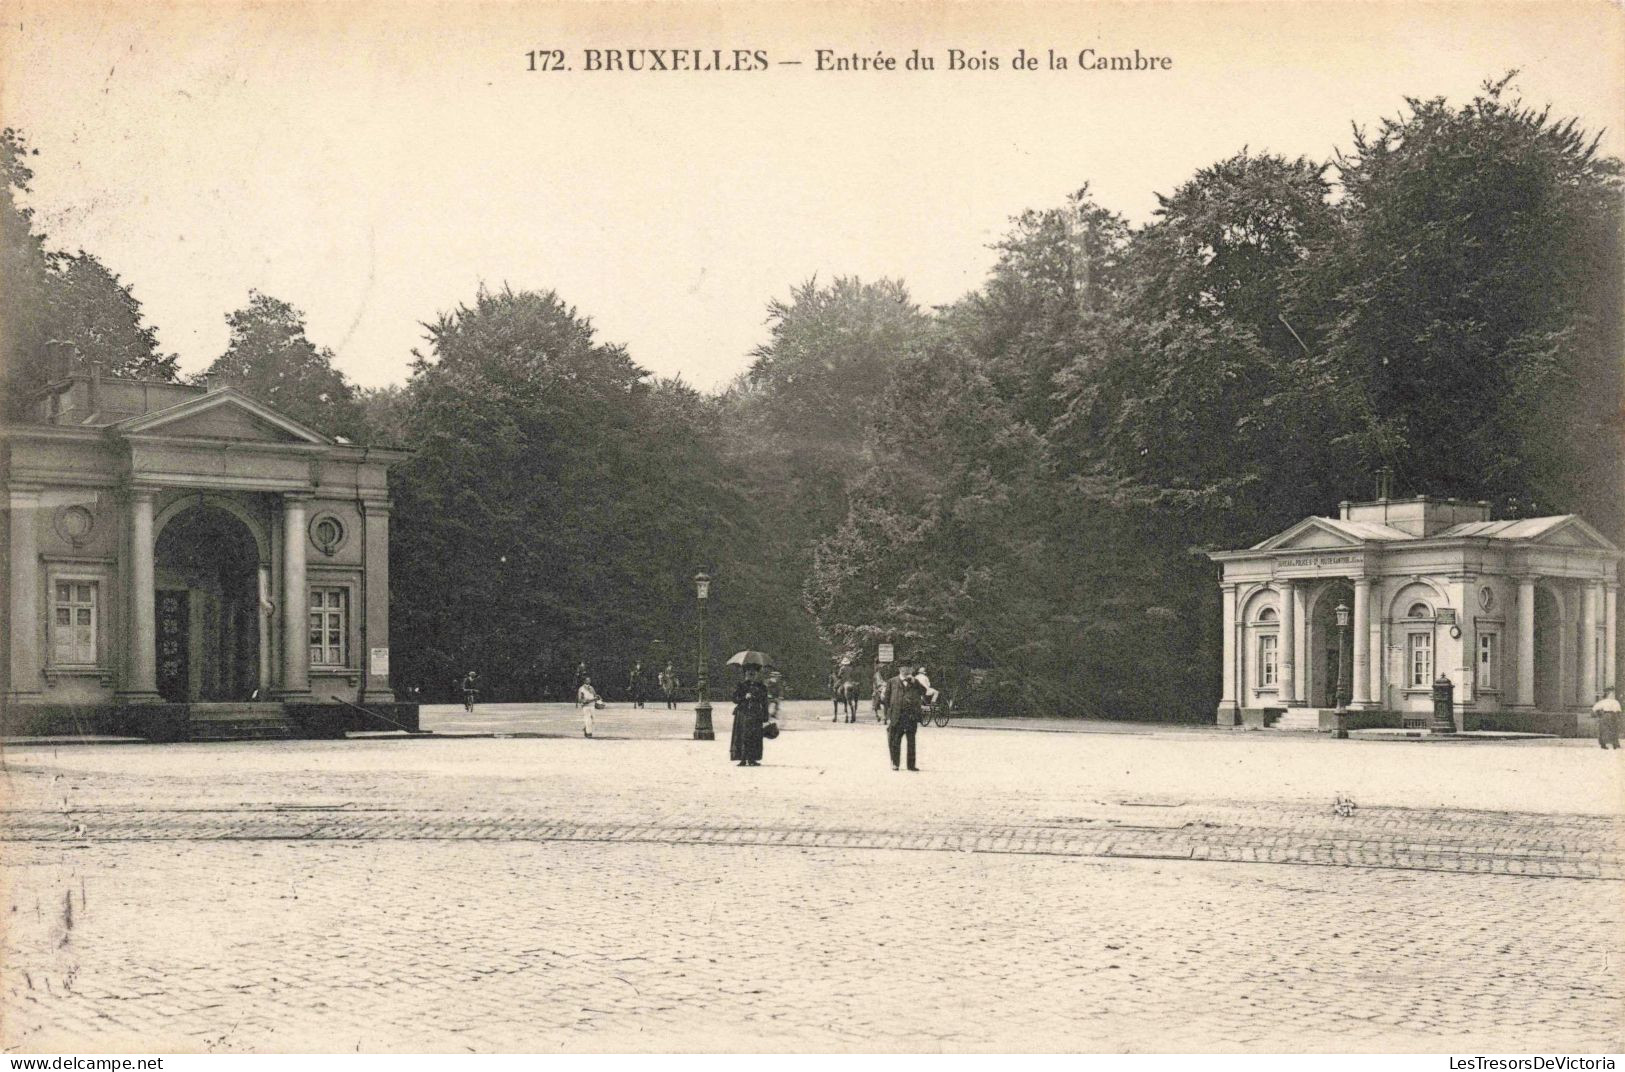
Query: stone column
1515 576 1536 708
1278 580 1297 706
1606 584 1618 692
277 493 312 699
1558 589 1575 708
1581 584 1599 703
1294 585 1309 706
7 484 43 702
257 563 272 696
119 487 161 702
1219 584 1238 721
361 499 395 701
1352 577 1372 706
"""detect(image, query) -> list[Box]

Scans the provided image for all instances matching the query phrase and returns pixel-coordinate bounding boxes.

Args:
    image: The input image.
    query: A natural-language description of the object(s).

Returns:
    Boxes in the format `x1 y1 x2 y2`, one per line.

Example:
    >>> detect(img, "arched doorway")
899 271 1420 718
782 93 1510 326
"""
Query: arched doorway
1533 586 1564 711
154 505 262 702
1309 581 1355 708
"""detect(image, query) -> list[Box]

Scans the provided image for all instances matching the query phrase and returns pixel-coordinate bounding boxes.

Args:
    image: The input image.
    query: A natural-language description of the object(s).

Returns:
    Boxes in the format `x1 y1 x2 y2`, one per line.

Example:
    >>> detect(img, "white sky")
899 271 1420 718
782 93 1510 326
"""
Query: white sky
3 1 1621 391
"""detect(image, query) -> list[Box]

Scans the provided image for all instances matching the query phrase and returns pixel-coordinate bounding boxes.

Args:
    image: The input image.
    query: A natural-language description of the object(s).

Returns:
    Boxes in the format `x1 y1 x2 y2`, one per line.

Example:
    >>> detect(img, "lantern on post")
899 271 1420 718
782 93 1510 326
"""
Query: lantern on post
1334 601 1351 739
692 572 714 741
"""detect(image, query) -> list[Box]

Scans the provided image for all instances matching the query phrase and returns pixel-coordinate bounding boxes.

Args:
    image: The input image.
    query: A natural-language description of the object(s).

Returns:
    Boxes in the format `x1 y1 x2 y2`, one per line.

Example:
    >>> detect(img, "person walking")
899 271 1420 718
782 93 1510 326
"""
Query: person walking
872 667 888 723
729 664 770 767
577 676 601 738
628 661 647 709
659 663 680 709
885 663 926 772
1594 686 1621 750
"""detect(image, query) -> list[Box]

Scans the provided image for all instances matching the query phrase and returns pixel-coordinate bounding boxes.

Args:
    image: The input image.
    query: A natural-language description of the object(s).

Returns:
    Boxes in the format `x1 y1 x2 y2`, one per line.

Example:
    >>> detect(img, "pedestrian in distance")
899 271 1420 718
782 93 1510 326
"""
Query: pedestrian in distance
884 663 926 772
659 663 680 709
628 661 647 709
766 670 785 721
460 670 480 713
872 666 888 723
1593 686 1621 750
578 676 602 738
730 664 770 767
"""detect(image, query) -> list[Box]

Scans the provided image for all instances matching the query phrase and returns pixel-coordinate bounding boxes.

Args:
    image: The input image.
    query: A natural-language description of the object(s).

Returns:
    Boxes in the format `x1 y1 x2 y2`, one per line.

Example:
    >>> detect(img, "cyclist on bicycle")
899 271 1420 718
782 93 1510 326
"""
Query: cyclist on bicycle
460 670 480 712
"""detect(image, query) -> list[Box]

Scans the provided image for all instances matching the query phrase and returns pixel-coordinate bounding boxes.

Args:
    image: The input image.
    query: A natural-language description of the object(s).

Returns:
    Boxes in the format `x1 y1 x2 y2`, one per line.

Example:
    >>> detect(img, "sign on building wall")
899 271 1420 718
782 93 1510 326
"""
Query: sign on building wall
369 647 389 677
878 643 894 664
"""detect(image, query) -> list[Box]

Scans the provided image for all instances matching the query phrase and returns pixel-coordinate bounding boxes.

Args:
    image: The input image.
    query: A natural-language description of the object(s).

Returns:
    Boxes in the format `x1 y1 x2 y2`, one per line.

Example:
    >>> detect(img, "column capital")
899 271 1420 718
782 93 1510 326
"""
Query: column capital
360 498 394 516
121 484 162 503
281 490 316 503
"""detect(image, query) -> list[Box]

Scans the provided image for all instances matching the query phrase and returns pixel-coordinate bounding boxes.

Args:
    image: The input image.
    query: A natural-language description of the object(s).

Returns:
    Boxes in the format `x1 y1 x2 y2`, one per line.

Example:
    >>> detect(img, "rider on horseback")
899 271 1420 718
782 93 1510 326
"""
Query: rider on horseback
830 659 859 723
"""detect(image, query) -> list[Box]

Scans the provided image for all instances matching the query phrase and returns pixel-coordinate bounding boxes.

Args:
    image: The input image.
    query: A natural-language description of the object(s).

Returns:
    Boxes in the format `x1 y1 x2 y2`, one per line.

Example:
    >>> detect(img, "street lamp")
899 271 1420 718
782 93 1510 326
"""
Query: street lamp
692 572 714 741
1334 601 1351 739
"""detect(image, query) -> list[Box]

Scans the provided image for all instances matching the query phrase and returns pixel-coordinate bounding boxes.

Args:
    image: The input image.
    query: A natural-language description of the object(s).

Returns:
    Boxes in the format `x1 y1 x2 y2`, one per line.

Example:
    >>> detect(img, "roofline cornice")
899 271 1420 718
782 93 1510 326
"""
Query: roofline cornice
1210 536 1622 563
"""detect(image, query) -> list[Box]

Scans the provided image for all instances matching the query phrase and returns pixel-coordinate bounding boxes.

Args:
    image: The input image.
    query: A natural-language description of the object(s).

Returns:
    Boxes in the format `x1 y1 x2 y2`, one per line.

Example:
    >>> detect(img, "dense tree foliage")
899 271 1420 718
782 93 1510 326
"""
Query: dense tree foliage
2 129 176 416
202 292 366 439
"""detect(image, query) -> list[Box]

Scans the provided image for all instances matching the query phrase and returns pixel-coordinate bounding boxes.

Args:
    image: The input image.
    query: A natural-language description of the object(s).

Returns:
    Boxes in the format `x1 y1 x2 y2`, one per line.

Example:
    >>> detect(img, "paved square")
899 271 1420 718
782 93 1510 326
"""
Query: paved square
3 707 1621 1052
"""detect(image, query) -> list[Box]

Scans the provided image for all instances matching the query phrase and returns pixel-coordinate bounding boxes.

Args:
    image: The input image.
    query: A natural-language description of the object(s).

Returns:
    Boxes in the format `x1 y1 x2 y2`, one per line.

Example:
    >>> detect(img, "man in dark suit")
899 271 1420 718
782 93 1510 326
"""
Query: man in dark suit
885 663 925 772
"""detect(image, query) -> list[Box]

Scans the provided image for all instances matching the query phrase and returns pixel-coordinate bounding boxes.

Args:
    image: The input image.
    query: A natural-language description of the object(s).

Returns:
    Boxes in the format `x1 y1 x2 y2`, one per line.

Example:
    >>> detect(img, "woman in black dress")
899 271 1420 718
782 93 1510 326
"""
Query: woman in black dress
730 665 770 766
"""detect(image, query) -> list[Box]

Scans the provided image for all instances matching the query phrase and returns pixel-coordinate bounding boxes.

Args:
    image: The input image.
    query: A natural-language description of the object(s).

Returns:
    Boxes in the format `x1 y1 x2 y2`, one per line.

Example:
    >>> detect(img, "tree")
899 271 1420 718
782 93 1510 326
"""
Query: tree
203 292 365 439
2 128 175 417
1306 74 1623 535
388 286 771 699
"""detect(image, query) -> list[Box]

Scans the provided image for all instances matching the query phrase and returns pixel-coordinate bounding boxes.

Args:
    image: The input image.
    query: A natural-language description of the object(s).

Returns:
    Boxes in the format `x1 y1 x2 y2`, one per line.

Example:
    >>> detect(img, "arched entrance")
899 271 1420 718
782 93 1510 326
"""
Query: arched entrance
154 505 262 702
1533 586 1564 711
1308 581 1355 707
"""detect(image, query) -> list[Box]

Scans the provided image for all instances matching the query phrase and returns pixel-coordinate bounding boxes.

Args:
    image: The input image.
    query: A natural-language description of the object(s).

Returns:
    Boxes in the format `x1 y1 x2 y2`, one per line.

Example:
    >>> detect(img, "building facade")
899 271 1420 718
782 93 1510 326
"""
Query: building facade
1209 492 1619 735
1 371 417 739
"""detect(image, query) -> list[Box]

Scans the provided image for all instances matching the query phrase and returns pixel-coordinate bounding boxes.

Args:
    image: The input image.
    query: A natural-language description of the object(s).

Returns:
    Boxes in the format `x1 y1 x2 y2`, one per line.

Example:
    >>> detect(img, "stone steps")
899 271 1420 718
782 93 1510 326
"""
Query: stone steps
186 703 294 741
1272 707 1324 732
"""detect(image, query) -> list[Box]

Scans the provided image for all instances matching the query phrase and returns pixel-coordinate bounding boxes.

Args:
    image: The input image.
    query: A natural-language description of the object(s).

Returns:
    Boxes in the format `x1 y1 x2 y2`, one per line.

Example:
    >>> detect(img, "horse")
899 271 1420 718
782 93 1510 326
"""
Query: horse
832 678 860 723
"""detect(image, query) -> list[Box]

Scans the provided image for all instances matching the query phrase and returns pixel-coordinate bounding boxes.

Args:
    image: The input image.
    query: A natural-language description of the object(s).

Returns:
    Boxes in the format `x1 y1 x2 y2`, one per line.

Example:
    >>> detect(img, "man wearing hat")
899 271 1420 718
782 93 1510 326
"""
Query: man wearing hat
884 663 926 771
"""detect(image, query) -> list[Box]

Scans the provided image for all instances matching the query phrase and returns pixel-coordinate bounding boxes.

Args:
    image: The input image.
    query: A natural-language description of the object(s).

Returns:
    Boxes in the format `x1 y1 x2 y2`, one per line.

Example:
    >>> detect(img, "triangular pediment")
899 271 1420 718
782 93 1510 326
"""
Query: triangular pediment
115 388 329 446
1528 516 1619 553
1253 517 1364 552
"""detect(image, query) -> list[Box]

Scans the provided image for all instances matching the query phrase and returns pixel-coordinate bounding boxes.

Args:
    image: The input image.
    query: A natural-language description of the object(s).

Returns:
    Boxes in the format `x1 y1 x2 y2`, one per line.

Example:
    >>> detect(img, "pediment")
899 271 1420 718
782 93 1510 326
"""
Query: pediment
114 389 329 446
1529 517 1619 553
1253 518 1363 552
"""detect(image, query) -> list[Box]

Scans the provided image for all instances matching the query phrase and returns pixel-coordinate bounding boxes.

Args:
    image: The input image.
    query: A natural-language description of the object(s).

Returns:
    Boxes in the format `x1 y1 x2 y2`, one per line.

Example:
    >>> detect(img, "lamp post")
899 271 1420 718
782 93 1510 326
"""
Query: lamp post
1334 601 1351 739
693 572 714 741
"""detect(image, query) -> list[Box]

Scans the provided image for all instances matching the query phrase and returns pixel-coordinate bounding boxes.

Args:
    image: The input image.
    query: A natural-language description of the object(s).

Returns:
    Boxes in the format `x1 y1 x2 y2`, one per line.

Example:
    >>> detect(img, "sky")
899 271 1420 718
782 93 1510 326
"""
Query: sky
3 1 1622 392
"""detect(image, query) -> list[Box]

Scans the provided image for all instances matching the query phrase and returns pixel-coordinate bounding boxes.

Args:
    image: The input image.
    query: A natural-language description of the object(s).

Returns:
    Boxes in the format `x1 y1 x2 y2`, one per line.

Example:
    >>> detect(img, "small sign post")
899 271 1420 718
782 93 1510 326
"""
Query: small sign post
369 647 389 677
878 643 894 665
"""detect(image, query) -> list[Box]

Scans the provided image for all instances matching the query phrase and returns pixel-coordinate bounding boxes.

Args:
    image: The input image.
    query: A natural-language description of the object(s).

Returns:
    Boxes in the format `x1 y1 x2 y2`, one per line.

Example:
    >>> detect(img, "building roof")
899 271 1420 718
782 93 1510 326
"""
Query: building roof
1433 517 1571 540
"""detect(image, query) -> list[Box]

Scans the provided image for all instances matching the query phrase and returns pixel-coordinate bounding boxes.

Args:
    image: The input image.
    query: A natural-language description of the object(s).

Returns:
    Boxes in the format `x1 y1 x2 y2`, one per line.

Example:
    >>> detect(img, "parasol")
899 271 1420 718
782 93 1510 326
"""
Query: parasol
726 650 775 668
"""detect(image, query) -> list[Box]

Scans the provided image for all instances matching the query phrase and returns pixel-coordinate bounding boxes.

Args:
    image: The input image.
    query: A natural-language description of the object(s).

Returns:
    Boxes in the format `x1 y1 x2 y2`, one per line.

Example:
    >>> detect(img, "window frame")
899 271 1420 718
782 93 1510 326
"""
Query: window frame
307 584 351 669
49 575 100 667
1407 630 1434 689
1477 630 1500 692
1258 632 1279 689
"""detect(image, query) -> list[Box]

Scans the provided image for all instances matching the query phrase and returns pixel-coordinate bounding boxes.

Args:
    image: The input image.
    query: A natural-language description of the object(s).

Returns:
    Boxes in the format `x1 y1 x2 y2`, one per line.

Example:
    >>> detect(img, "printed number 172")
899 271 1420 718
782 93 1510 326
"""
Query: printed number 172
527 50 566 71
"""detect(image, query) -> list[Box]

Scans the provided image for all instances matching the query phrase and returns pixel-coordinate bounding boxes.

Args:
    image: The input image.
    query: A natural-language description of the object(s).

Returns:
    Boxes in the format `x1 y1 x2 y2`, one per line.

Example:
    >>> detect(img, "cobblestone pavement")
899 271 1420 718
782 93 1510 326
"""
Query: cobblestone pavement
2 717 1622 1053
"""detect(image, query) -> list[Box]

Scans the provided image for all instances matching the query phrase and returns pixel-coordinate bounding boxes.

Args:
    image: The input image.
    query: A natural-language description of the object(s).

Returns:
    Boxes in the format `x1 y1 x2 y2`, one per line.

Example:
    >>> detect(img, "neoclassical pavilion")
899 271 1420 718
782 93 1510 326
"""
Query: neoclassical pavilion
1 370 417 739
1209 491 1620 735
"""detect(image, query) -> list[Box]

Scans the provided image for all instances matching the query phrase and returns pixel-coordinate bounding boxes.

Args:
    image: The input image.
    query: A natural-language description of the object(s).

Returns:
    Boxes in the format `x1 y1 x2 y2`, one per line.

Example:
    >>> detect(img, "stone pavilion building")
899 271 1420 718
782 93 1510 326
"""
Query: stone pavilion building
1209 487 1619 735
1 369 418 739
